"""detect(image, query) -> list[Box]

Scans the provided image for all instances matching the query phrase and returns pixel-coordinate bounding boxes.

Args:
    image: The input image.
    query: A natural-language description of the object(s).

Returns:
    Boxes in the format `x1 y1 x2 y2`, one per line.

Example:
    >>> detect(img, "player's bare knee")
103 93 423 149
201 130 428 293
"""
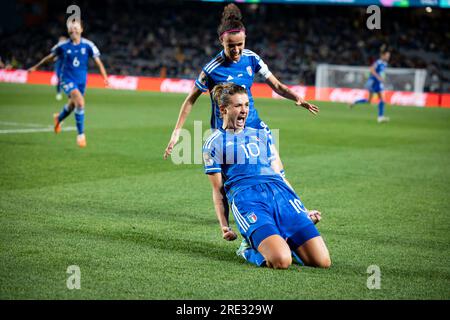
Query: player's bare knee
267 254 292 269
315 255 331 269
77 96 85 108
71 91 84 108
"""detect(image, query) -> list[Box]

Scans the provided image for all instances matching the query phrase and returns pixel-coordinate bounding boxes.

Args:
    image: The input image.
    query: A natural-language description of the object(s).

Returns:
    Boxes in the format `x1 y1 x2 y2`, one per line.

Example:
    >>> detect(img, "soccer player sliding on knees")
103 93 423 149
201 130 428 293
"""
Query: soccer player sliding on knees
28 20 109 148
164 3 318 178
203 83 331 269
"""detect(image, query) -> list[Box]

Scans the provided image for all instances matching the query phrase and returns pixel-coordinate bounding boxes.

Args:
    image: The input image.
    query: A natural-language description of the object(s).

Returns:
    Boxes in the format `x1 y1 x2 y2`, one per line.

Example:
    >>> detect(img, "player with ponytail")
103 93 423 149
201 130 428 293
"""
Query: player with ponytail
164 3 319 170
350 44 391 123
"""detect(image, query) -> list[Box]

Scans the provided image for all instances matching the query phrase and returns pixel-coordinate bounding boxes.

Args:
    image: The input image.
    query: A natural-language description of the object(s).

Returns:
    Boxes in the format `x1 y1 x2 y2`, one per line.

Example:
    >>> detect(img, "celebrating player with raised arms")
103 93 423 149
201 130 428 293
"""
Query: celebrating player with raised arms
164 3 318 176
350 45 391 123
28 20 109 147
203 83 331 269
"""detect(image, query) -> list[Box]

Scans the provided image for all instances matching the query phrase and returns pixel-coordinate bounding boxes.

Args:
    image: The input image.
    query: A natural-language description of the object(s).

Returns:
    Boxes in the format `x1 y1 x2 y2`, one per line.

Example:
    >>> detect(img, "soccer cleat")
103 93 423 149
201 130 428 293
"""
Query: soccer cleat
77 134 87 148
377 116 390 123
53 113 62 134
56 93 63 101
236 238 251 260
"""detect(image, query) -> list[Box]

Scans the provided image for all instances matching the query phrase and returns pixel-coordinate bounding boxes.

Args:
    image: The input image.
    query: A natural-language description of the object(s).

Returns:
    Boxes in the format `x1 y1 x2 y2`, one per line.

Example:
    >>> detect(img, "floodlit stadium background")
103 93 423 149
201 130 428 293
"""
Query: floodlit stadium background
0 0 449 106
0 0 449 300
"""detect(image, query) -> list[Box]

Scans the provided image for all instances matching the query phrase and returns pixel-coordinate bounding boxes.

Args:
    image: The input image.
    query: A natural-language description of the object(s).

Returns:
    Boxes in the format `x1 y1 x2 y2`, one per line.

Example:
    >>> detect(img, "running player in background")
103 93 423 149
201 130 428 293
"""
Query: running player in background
203 83 330 269
28 21 109 147
350 46 391 123
54 36 67 101
164 3 319 176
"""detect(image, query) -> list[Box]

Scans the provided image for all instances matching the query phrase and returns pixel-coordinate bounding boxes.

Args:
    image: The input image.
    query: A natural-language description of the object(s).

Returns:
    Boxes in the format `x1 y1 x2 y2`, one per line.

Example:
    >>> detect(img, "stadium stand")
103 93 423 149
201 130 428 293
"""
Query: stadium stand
0 0 448 92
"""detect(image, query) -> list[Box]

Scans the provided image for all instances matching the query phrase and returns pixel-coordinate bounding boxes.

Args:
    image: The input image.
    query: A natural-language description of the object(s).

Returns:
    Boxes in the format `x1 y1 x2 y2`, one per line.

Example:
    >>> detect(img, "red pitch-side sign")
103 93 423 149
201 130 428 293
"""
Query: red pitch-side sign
0 69 448 108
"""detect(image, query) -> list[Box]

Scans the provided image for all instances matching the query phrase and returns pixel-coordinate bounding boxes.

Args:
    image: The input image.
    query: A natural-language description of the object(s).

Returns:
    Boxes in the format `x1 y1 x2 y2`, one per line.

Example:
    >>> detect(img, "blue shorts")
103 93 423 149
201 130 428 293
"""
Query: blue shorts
365 78 383 93
230 180 320 251
60 78 86 96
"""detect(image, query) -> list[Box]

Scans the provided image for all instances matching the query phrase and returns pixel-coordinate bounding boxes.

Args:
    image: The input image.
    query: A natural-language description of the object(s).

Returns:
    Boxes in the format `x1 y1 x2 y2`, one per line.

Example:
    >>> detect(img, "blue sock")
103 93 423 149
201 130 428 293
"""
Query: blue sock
353 98 368 105
56 82 61 94
292 250 304 266
378 101 385 117
74 107 85 134
244 248 266 267
58 104 72 122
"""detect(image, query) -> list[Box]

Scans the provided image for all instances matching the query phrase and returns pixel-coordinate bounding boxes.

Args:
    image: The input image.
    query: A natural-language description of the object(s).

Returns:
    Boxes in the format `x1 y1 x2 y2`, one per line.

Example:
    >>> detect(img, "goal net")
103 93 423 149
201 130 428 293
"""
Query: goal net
315 64 427 100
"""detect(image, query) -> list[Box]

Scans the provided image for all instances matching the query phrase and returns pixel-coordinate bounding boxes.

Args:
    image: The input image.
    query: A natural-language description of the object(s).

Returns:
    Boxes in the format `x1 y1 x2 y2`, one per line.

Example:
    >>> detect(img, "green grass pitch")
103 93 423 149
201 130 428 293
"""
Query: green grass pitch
0 82 449 299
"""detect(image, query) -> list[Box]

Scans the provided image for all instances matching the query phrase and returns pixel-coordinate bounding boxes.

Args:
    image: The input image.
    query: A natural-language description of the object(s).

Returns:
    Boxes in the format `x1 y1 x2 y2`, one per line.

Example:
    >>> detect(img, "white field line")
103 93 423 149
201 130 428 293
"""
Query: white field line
0 126 76 134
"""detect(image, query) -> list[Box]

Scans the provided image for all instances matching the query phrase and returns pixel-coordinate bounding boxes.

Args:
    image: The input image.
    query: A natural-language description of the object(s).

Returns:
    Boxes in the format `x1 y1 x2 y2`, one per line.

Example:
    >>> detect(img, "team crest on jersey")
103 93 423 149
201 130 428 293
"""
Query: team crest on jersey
81 48 86 55
246 66 253 76
247 212 257 224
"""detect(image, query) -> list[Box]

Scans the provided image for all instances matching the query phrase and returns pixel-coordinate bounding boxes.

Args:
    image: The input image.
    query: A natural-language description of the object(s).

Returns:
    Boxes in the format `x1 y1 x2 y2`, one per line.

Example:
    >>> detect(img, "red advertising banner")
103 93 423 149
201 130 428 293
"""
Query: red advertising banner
1 69 449 108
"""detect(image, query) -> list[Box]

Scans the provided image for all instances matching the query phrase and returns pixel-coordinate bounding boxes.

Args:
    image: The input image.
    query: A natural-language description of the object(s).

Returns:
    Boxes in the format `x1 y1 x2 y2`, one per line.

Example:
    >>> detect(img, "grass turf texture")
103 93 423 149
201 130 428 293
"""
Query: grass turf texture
0 83 449 299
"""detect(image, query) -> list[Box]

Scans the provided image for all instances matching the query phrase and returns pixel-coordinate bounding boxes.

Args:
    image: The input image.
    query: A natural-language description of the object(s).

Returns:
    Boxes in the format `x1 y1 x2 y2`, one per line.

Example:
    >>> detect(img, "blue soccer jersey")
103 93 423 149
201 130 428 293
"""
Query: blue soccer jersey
203 126 320 251
51 38 100 89
195 49 272 129
203 126 283 200
366 59 388 93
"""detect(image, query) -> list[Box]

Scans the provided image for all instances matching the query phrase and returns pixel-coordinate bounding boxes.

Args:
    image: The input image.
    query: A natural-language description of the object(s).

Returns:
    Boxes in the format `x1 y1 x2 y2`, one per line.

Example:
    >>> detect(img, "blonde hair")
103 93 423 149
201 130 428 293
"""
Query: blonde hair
211 83 247 108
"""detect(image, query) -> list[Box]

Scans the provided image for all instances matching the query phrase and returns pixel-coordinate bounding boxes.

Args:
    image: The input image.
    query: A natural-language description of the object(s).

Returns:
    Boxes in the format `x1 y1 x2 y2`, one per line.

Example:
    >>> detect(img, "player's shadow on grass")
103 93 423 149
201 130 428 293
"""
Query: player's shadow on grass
119 230 240 264
56 219 239 264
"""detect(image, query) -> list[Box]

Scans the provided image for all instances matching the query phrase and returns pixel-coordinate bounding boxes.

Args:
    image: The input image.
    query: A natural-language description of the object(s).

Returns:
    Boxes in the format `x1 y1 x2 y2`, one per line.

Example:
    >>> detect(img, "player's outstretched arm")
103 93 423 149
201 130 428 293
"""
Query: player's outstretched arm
28 53 55 72
163 86 203 159
207 173 237 241
94 57 109 87
265 74 319 115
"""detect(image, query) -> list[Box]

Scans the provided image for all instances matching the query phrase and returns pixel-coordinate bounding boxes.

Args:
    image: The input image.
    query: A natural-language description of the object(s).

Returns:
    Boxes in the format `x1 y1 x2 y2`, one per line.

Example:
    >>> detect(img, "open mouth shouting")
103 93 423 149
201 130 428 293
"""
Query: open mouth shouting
236 113 246 128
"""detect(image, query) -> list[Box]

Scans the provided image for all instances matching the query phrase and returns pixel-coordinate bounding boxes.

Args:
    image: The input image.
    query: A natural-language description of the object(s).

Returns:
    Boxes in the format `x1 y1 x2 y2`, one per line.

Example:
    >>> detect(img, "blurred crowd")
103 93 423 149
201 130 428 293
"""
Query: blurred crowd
1 0 448 92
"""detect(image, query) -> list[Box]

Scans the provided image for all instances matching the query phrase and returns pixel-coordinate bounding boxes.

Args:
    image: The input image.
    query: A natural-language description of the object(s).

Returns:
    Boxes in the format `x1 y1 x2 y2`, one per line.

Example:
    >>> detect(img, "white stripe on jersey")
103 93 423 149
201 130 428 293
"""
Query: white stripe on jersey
204 55 221 69
204 56 223 71
203 130 222 150
205 57 224 73
51 39 70 52
81 38 100 57
242 49 259 57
